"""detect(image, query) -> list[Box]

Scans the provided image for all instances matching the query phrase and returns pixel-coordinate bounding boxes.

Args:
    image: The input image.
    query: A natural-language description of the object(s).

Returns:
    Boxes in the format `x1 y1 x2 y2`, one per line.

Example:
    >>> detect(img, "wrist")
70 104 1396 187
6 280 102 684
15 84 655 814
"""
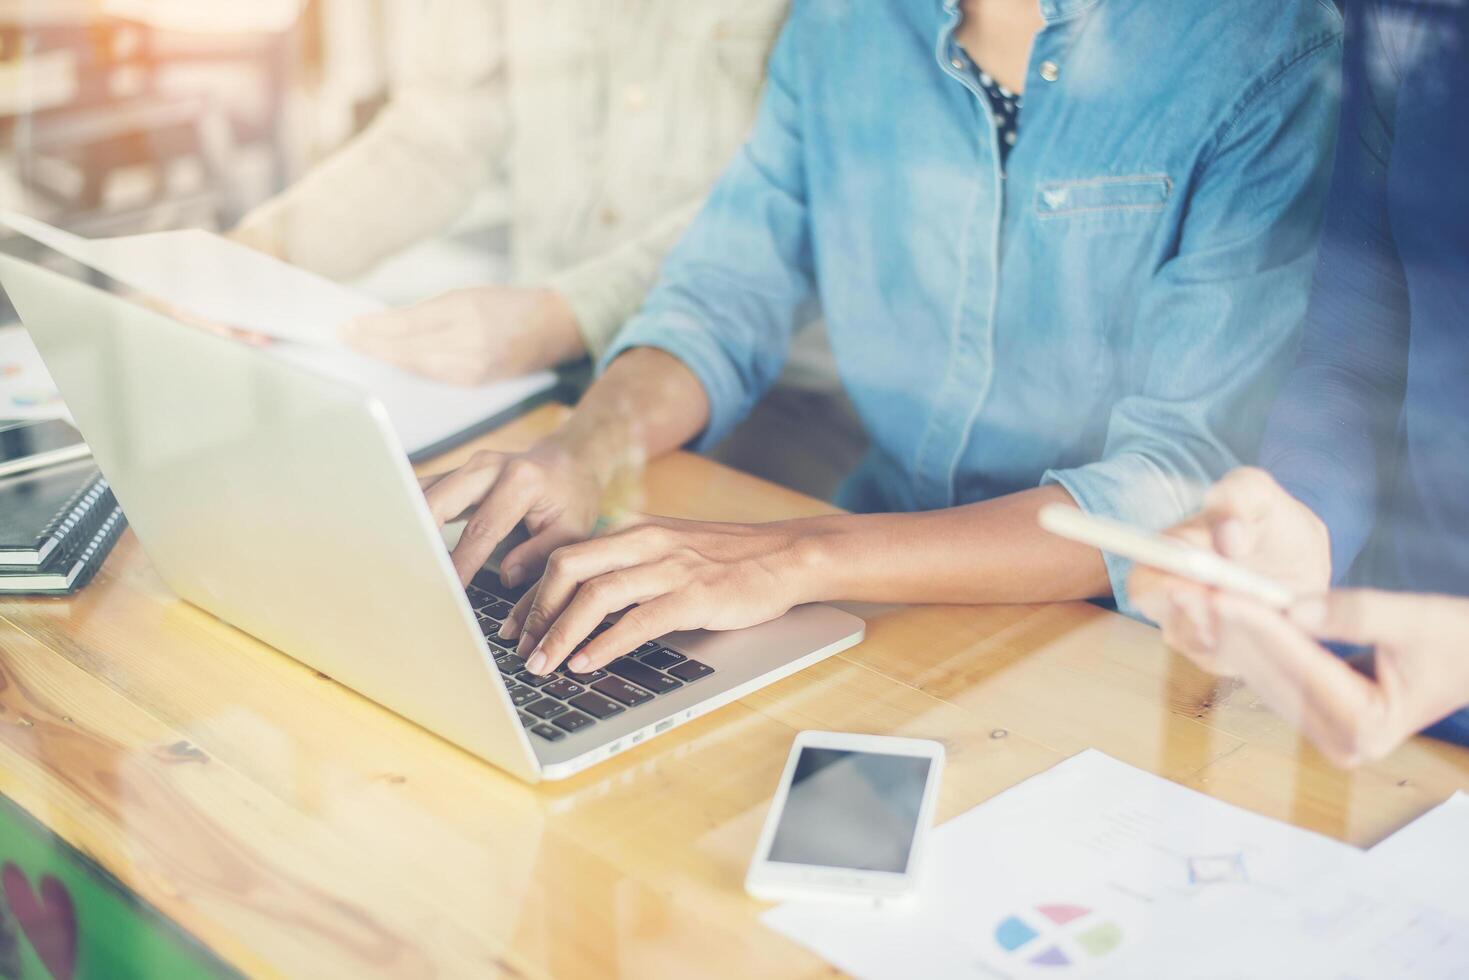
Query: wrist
536 413 643 512
782 516 857 606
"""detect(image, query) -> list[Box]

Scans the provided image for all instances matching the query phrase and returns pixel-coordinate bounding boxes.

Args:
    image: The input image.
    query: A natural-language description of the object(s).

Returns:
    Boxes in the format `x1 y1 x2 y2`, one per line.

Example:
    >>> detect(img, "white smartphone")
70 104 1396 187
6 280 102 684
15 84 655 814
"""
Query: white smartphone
746 730 944 905
1037 504 1296 608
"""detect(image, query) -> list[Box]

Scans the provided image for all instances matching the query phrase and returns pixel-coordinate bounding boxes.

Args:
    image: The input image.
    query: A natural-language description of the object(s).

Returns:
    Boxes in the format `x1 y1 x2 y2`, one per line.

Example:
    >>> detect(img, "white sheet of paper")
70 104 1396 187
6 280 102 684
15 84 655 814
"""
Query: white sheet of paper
762 750 1360 979
1114 851 1469 978
271 342 552 459
1134 792 1469 978
1365 791 1469 920
0 324 70 421
0 213 555 456
0 210 378 345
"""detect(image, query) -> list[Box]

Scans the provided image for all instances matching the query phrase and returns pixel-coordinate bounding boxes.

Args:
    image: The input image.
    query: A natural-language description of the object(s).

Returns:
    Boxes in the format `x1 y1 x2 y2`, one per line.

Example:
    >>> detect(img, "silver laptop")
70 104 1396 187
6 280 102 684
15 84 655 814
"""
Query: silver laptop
0 254 864 782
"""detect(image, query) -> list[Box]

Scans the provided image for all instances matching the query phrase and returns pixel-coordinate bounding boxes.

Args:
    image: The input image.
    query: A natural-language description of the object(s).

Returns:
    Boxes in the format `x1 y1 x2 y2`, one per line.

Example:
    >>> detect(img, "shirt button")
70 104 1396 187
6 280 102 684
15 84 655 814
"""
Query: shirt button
1040 61 1060 82
950 57 964 70
600 207 620 226
625 84 647 109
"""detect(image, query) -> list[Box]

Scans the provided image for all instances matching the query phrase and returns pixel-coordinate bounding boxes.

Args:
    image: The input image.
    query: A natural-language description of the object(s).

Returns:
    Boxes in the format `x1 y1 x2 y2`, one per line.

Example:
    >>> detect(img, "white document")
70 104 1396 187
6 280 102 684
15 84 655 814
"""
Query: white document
762 750 1360 979
1367 791 1469 920
0 212 555 456
0 209 377 345
270 343 552 460
0 325 69 421
1116 855 1469 979
1103 787 1469 978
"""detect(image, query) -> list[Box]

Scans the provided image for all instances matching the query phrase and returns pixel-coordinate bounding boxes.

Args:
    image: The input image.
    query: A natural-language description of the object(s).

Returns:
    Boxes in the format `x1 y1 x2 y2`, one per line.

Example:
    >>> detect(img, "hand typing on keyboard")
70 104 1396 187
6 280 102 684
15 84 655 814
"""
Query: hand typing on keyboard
497 516 819 675
469 572 718 741
420 440 602 588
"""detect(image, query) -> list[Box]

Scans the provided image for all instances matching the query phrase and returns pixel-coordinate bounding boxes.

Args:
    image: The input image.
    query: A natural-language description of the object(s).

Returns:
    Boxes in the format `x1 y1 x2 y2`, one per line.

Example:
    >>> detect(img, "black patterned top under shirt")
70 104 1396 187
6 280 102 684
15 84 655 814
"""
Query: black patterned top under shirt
974 67 1022 167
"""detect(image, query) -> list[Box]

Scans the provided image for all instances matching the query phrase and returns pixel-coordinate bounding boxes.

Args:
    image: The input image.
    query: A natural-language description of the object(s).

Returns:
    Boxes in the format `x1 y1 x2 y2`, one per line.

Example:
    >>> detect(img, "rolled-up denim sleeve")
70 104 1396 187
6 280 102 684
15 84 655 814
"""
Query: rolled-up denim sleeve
1043 30 1342 615
597 13 815 452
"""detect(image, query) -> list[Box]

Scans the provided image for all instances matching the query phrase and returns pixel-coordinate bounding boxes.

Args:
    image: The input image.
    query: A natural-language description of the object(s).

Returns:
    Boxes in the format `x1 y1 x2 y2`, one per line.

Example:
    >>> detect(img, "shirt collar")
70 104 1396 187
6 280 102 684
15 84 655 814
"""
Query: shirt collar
940 0 1098 25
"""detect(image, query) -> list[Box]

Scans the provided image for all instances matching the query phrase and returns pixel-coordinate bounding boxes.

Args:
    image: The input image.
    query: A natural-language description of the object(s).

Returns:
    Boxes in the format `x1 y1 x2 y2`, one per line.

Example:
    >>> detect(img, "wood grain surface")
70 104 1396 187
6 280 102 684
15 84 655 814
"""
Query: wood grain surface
1 403 1466 978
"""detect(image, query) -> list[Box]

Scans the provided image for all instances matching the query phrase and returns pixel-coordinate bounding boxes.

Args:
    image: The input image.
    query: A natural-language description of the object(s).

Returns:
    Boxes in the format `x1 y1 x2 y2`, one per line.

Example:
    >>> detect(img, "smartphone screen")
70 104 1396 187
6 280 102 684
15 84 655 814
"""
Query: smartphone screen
767 748 933 873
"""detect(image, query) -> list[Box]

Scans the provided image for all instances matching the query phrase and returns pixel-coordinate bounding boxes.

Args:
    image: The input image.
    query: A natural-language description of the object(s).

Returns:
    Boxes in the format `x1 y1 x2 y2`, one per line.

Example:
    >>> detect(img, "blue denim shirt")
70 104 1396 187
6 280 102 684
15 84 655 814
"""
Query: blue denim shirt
604 0 1341 612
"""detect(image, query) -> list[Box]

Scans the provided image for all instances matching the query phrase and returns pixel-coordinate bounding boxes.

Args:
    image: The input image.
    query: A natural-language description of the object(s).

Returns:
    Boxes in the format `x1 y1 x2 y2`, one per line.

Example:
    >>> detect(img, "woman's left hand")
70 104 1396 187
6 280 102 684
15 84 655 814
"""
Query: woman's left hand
499 517 820 675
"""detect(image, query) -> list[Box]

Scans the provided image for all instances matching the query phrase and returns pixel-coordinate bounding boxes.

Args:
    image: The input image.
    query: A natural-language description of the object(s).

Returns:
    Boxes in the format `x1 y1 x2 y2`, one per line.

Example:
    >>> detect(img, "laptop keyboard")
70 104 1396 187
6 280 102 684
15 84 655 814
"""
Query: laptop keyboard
466 571 717 743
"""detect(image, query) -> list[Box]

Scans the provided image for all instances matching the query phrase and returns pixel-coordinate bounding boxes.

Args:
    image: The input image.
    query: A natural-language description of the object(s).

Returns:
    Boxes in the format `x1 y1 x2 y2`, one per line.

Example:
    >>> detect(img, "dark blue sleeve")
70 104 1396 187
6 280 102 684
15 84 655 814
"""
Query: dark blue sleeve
1259 0 1410 583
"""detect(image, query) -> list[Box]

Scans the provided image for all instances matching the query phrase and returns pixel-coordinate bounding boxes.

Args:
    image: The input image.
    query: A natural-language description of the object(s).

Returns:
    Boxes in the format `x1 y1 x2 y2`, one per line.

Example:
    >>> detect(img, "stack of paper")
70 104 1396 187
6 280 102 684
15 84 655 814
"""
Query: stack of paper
0 212 554 458
763 751 1469 978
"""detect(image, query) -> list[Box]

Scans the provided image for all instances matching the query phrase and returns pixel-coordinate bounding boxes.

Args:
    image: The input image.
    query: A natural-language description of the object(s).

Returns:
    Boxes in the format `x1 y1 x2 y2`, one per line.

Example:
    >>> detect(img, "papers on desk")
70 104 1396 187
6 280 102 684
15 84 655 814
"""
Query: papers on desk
1368 790 1469 919
0 211 555 457
0 210 372 345
763 751 1469 978
1121 792 1469 979
1122 859 1469 980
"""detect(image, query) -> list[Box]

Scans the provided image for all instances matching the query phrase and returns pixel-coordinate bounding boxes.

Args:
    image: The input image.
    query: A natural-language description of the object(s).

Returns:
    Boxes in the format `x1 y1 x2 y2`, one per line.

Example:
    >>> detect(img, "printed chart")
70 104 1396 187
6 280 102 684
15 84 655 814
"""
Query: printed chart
994 903 1123 968
0 326 66 420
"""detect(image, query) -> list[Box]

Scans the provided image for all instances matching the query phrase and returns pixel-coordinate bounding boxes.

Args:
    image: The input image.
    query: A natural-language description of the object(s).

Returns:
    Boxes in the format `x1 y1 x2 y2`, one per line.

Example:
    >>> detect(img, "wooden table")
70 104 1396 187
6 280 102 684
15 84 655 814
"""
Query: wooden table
2 403 1467 977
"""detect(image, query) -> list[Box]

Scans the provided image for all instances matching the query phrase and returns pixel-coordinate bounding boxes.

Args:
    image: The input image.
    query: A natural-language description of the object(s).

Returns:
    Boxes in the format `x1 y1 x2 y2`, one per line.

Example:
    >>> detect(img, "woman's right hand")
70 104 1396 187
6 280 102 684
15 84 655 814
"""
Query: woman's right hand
1204 589 1469 768
1129 467 1332 662
421 438 605 589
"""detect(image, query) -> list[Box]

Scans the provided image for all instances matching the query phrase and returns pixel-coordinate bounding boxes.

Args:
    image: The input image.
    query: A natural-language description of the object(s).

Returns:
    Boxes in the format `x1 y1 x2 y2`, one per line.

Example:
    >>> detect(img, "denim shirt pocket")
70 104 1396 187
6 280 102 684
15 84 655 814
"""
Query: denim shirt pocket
1034 174 1172 222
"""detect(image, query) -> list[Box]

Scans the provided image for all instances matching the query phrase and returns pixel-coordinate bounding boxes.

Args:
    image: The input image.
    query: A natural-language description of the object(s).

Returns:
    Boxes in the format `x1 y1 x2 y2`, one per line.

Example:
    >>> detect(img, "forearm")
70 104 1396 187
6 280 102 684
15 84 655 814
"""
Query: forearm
786 484 1110 607
236 0 508 279
547 347 712 491
235 102 494 279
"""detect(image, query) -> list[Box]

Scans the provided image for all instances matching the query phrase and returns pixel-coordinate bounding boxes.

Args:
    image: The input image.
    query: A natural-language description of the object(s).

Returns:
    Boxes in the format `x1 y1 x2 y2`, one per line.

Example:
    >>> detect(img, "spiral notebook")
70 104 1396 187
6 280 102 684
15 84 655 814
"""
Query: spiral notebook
0 459 108 564
0 459 126 593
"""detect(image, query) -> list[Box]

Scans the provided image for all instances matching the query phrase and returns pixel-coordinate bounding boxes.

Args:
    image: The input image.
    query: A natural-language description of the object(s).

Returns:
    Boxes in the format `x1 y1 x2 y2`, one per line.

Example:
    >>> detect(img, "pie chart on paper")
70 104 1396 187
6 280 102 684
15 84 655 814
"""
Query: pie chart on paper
994 903 1123 968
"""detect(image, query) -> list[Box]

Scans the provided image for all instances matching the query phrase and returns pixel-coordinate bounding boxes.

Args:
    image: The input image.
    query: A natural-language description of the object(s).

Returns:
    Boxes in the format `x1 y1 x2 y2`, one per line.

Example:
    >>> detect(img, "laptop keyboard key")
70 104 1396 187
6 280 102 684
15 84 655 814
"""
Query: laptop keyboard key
531 723 565 742
510 687 539 708
495 654 526 675
607 658 683 694
668 659 715 683
593 677 655 707
638 646 687 671
516 671 554 688
471 569 527 601
526 697 568 720
568 692 625 719
552 710 596 733
559 665 608 683
543 678 584 701
519 712 536 728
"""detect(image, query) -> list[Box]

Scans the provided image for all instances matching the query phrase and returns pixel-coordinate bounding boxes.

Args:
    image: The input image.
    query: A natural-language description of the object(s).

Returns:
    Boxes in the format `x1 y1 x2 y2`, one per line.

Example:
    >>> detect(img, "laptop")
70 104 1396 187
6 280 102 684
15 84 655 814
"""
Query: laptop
0 253 865 782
